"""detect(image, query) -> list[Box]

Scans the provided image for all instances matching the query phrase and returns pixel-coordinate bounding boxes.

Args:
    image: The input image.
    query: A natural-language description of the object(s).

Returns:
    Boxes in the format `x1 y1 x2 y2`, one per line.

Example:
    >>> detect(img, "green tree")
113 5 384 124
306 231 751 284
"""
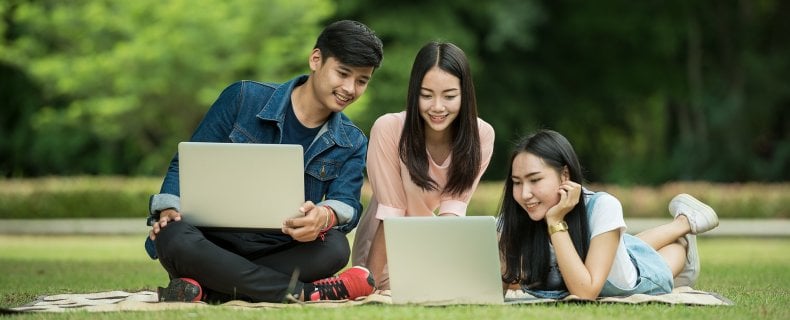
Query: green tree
335 0 790 184
0 0 334 176
1 0 787 184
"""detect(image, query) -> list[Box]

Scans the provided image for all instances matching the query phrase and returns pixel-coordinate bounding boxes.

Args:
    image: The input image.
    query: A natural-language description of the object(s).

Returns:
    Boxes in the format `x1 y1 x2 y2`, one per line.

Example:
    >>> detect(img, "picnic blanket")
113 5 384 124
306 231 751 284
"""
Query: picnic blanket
3 286 732 313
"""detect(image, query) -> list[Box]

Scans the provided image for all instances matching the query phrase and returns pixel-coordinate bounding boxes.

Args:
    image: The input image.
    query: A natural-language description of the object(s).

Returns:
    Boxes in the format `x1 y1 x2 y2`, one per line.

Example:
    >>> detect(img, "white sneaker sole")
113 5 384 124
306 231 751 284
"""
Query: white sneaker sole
674 234 699 288
669 194 719 234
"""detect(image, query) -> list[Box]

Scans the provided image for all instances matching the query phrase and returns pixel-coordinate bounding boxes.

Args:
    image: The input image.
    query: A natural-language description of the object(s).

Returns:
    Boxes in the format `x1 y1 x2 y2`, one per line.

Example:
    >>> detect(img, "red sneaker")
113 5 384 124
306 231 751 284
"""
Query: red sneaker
309 266 375 301
157 278 203 302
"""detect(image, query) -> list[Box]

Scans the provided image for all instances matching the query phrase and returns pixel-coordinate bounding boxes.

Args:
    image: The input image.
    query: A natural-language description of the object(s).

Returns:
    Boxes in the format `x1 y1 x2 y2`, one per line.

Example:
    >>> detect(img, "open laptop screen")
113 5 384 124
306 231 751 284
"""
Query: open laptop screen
383 216 504 305
178 142 304 231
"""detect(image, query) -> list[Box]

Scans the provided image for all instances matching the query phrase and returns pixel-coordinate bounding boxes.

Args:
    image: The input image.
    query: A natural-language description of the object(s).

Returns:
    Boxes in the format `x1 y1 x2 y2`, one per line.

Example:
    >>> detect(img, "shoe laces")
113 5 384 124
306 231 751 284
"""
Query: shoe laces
313 276 350 300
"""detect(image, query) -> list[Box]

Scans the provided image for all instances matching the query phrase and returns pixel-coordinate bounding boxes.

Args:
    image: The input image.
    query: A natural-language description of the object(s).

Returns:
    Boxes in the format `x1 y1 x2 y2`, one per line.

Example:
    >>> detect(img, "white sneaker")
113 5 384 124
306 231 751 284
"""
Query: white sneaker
673 234 700 287
669 194 719 234
668 194 716 288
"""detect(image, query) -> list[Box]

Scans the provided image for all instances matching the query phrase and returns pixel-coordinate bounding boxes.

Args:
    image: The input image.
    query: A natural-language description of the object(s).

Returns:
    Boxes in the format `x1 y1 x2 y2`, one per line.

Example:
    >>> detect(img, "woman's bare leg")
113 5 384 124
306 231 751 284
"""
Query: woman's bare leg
657 242 687 277
366 222 390 290
635 215 693 278
635 215 691 250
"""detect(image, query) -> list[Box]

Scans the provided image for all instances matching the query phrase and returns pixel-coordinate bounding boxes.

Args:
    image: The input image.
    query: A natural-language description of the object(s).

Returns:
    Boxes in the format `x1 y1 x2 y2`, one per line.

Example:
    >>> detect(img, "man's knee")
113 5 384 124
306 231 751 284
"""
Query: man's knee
321 230 351 271
155 221 201 258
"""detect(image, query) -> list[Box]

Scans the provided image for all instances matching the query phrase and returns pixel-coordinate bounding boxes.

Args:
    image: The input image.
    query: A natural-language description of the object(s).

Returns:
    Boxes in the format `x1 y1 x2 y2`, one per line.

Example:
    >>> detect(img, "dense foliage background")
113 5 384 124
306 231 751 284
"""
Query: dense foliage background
1 0 788 184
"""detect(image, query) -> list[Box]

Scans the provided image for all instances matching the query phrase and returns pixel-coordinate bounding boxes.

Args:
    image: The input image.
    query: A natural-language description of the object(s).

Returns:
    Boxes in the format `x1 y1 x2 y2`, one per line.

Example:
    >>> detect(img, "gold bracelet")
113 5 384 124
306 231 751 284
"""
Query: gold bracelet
548 221 569 235
321 206 330 230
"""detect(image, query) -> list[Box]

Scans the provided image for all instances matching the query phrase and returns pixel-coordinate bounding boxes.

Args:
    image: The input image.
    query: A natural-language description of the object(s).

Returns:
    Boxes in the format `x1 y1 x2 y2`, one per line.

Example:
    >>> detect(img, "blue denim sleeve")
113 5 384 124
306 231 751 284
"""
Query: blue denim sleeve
322 134 367 233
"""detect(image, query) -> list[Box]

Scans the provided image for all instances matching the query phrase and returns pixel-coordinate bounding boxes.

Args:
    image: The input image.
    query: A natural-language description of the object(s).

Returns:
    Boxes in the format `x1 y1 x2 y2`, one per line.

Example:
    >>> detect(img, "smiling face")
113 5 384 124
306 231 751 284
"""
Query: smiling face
511 152 567 221
309 49 374 113
418 66 461 137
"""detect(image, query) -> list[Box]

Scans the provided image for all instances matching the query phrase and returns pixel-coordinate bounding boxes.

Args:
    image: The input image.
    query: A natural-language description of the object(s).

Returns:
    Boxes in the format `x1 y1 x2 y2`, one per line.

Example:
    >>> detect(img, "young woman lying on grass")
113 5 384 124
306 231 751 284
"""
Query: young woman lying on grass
498 129 720 299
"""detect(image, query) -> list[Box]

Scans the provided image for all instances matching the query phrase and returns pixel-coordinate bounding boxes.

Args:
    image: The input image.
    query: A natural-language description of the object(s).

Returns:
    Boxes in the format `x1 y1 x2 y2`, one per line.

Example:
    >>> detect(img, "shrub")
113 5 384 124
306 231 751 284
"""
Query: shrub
0 176 160 219
0 177 787 219
467 181 790 219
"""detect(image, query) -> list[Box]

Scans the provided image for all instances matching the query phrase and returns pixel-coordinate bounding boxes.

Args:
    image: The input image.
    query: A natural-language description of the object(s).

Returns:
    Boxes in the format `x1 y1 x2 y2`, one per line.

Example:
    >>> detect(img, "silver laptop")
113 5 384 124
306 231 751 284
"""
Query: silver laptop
178 142 304 231
384 216 504 305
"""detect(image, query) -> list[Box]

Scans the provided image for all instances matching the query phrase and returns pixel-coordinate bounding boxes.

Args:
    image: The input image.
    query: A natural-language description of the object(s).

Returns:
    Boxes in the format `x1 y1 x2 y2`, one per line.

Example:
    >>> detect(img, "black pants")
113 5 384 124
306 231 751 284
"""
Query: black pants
154 221 349 302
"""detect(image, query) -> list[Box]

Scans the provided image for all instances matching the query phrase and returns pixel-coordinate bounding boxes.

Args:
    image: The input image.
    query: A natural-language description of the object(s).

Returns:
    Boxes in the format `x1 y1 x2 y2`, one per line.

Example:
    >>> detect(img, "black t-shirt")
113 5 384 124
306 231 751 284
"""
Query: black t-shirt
281 100 322 152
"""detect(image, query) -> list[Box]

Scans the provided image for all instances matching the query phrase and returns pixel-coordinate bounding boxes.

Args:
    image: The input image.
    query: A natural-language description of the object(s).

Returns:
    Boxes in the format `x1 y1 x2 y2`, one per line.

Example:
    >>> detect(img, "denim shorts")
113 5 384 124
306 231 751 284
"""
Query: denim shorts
599 234 673 296
523 234 673 299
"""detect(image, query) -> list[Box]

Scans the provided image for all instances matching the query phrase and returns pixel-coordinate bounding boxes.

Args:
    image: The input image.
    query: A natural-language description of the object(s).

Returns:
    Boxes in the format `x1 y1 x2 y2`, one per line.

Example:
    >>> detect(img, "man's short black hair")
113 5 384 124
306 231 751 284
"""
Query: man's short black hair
314 20 383 69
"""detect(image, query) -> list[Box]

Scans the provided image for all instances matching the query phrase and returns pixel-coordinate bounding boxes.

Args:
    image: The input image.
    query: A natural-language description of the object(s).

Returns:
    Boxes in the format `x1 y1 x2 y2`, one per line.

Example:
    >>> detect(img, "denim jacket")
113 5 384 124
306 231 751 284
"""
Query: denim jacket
145 75 367 258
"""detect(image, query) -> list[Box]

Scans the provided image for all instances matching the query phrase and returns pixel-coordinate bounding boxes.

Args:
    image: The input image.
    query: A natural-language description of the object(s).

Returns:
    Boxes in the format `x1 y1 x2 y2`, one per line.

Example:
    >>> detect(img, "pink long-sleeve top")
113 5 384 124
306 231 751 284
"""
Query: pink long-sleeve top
367 112 495 218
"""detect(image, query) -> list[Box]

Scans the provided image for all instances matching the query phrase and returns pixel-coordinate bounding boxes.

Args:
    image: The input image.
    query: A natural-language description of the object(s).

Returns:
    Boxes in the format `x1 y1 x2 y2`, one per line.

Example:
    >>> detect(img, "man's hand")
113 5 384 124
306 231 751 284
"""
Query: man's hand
149 208 181 240
282 201 330 242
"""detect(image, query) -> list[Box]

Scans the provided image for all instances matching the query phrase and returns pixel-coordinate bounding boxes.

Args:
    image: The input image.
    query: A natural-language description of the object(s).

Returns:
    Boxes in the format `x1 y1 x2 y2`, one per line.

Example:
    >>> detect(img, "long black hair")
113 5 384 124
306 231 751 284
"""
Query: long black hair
398 41 482 196
497 130 590 289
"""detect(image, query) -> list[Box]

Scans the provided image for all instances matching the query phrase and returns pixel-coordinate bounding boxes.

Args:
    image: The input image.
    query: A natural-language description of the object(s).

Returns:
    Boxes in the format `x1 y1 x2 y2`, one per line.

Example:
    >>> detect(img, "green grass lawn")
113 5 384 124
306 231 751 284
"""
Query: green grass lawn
1 235 788 319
